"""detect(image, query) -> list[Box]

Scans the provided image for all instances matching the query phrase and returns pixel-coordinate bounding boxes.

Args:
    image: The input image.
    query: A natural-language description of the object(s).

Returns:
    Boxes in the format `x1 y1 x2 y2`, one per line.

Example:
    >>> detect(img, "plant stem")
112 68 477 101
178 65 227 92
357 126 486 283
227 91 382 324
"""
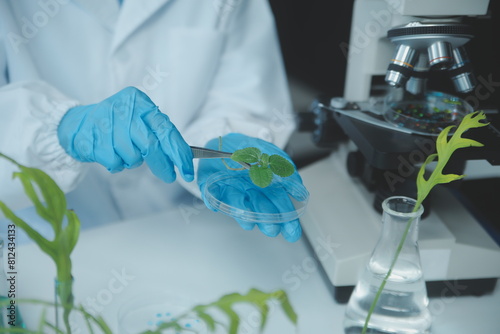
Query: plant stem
361 211 418 334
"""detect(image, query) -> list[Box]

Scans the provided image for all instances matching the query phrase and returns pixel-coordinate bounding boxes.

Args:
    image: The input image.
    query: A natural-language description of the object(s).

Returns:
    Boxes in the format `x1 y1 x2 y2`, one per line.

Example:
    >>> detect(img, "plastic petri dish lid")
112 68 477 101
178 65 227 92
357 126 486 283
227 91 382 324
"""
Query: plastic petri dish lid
203 171 309 224
384 91 473 136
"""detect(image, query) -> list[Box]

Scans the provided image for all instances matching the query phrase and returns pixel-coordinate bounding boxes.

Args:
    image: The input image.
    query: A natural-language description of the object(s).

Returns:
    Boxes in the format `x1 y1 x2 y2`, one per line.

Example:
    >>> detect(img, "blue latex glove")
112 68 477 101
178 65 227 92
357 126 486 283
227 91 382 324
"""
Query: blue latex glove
197 133 304 242
58 87 194 183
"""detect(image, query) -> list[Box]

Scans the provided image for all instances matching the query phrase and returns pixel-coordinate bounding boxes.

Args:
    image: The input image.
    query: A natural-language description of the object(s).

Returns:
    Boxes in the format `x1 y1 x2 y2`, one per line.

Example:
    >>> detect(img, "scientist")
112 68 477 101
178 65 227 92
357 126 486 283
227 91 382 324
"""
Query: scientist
0 0 302 241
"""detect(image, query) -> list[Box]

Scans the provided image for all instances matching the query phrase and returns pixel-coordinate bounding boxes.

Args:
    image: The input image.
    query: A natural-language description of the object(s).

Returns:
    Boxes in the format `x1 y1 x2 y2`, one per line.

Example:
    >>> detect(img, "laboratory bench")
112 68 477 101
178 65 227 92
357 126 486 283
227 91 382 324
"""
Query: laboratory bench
13 203 500 333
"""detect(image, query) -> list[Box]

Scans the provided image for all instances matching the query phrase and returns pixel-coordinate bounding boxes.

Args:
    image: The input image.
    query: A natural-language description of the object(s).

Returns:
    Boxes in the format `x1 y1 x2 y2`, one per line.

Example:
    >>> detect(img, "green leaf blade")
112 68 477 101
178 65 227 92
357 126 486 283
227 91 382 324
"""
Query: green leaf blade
416 111 489 208
249 166 273 188
217 304 240 334
231 147 261 164
434 173 465 184
261 153 270 168
0 201 56 260
195 311 217 331
63 210 81 254
269 155 295 177
18 166 67 226
270 290 298 325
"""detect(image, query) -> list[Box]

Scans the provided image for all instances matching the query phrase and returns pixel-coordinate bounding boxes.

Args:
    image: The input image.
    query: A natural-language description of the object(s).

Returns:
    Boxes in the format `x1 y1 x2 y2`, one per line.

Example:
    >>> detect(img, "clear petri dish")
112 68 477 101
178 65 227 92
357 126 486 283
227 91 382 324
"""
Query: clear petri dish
384 91 473 136
203 171 309 224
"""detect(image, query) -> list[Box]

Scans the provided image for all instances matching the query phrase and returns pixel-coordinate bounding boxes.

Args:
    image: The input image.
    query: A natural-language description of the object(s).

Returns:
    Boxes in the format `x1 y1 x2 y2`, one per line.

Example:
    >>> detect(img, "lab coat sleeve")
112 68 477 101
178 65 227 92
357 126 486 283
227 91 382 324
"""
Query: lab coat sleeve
180 0 295 196
0 79 86 213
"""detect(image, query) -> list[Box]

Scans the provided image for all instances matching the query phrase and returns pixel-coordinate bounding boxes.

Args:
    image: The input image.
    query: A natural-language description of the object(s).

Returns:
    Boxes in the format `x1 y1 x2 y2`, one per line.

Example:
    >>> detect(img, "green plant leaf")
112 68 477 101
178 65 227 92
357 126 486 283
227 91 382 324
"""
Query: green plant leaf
231 147 261 164
415 111 488 208
244 289 270 331
269 154 295 177
193 309 217 331
0 153 80 334
217 303 240 334
13 166 67 229
362 111 489 334
0 202 56 260
249 165 273 188
271 290 298 325
260 153 270 168
62 210 81 254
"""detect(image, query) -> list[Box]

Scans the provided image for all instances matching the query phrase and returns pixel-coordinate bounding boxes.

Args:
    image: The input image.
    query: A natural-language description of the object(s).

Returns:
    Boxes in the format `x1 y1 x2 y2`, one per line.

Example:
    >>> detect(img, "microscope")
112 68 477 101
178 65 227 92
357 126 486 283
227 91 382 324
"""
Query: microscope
298 0 500 303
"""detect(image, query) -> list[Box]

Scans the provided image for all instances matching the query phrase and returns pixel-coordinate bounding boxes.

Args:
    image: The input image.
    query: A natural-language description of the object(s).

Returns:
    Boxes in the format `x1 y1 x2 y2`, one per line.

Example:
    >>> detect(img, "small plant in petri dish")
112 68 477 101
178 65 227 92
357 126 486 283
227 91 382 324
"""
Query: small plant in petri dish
229 147 295 188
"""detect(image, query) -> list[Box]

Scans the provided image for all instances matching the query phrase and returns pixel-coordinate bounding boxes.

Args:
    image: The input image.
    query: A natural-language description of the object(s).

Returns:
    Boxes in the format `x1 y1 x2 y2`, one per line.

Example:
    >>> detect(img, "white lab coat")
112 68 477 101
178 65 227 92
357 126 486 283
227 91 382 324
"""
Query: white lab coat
0 0 294 228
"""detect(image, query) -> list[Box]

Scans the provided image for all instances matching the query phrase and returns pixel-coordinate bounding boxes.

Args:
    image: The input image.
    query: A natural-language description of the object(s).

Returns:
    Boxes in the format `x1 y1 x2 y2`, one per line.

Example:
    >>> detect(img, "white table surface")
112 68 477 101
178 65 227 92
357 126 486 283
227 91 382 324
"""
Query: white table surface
14 203 500 333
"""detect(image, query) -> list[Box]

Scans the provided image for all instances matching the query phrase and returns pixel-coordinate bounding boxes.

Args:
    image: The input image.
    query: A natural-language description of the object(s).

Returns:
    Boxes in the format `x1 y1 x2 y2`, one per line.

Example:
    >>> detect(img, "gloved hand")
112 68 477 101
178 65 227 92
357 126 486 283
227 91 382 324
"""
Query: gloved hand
57 87 194 183
197 133 304 242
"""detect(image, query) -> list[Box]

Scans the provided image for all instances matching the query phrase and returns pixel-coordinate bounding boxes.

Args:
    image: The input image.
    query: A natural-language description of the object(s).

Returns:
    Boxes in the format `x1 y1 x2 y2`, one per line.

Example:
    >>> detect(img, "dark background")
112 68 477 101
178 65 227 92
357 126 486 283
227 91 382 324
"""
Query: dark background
269 0 353 99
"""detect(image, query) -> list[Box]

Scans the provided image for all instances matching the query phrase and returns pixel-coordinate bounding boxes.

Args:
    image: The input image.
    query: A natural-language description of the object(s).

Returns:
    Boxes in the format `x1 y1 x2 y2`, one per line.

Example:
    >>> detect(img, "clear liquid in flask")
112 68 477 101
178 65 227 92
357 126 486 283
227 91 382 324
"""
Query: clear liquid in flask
344 260 432 334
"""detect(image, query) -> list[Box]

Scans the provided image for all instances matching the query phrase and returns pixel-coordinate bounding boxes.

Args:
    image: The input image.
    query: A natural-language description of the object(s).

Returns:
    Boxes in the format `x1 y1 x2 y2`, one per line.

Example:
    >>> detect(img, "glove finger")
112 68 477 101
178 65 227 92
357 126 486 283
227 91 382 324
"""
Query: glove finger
111 100 143 169
257 185 302 240
282 174 309 202
236 219 256 231
129 116 177 182
266 186 303 242
70 130 94 163
143 140 177 183
280 219 302 242
217 182 255 231
244 188 281 237
75 121 124 173
142 111 194 182
256 223 281 237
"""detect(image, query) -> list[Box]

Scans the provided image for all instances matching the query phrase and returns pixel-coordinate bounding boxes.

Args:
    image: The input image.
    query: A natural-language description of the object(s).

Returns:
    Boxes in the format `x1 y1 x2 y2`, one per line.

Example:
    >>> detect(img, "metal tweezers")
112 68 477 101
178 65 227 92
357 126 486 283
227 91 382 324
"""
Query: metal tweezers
190 146 251 170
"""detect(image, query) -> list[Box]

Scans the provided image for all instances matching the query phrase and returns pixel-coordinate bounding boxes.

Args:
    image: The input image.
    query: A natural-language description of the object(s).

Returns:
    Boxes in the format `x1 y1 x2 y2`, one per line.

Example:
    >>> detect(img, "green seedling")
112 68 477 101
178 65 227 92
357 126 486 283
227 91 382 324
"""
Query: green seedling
362 110 489 334
230 147 295 188
414 110 488 208
0 153 79 334
218 137 296 188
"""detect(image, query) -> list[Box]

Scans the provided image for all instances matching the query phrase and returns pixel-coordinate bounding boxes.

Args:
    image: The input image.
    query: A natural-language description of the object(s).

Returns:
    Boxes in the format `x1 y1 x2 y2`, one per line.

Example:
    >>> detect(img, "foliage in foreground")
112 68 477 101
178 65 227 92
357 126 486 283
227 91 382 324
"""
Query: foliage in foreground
0 155 297 333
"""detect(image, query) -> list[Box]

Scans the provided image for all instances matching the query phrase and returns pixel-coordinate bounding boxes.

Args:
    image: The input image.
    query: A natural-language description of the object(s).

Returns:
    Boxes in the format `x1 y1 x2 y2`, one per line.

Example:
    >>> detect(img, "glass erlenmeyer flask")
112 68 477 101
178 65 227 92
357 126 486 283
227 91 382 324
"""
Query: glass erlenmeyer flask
344 196 432 334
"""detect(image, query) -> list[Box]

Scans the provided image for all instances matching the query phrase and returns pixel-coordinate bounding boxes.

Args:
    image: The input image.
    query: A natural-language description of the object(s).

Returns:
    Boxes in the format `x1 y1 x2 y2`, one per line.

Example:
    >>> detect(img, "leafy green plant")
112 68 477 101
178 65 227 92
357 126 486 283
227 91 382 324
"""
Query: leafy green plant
222 147 294 188
0 154 298 333
0 153 79 334
0 297 112 334
216 137 296 188
0 288 296 334
361 111 489 334
142 289 296 334
231 147 295 188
